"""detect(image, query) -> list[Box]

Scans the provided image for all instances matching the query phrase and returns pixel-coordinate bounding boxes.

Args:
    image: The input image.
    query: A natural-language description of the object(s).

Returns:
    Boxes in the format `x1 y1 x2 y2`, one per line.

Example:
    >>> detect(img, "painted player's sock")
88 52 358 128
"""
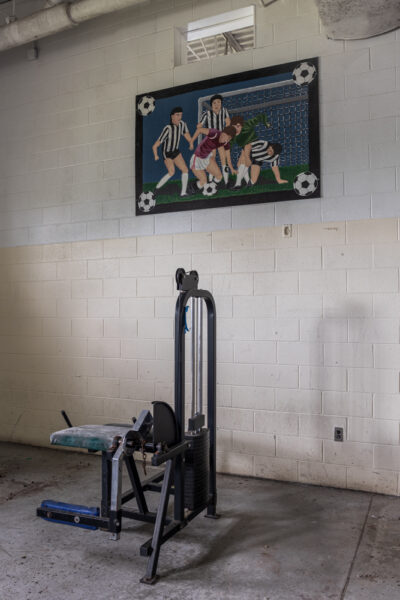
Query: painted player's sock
214 177 222 183
181 172 188 195
208 173 213 183
197 181 204 189
243 168 249 183
223 165 229 184
235 164 247 187
156 173 172 189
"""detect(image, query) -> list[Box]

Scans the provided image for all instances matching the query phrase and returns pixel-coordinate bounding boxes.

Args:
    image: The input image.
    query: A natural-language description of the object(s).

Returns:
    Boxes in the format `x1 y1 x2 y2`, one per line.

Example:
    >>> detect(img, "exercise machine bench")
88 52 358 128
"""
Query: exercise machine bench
37 268 218 584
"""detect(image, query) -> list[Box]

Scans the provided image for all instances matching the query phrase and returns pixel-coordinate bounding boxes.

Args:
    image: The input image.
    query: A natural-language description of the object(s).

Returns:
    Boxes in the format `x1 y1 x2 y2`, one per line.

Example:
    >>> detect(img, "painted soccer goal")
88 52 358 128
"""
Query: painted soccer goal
197 80 309 167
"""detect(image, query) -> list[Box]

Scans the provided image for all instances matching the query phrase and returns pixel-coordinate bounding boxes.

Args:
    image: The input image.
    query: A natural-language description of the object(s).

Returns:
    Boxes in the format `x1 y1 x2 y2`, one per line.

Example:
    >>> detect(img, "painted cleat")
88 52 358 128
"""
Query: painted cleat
188 180 201 195
228 181 244 190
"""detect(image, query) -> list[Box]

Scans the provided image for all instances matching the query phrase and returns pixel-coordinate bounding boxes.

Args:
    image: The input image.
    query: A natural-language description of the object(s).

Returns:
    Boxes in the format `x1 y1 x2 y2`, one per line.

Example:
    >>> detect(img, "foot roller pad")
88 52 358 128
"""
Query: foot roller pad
40 500 99 530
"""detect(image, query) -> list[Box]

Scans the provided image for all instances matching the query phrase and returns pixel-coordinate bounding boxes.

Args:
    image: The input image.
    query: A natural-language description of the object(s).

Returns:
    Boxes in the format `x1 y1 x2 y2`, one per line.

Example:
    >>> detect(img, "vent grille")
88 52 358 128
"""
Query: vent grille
186 25 255 63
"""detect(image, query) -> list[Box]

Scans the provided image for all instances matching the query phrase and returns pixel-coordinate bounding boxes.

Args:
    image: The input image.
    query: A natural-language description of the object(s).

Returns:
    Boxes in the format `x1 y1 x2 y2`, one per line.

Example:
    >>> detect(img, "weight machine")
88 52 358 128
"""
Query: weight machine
37 269 218 584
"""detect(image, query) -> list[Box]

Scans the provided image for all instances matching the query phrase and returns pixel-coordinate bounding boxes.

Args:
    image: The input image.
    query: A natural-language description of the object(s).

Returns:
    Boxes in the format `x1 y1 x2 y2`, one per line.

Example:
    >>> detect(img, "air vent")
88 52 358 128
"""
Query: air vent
177 6 255 66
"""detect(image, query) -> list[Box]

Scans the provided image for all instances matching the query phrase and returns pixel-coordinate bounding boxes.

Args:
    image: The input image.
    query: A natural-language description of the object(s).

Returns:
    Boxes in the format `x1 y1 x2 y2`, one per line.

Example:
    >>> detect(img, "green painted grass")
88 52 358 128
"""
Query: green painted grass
144 165 308 205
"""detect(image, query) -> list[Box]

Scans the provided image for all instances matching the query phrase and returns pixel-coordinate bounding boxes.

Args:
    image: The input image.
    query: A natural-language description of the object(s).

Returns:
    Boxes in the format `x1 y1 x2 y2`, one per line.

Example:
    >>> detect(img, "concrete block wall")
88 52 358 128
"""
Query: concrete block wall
1 218 400 496
0 0 399 244
0 0 399 495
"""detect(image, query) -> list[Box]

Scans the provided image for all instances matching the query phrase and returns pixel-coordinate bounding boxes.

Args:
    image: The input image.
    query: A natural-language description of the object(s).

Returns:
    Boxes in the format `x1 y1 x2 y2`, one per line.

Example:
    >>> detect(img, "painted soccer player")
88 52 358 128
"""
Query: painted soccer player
230 114 288 187
191 94 231 184
189 126 237 192
152 106 192 197
198 94 231 129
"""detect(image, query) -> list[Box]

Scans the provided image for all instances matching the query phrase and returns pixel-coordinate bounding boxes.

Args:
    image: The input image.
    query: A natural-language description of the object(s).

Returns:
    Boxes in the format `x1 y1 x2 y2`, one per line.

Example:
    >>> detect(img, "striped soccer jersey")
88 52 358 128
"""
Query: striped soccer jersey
158 121 189 159
250 140 279 166
199 107 230 131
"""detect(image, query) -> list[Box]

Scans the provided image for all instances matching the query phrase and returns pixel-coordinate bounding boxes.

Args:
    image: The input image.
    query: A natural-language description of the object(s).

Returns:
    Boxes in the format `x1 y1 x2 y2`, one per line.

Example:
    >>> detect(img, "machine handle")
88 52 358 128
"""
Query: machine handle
61 410 73 428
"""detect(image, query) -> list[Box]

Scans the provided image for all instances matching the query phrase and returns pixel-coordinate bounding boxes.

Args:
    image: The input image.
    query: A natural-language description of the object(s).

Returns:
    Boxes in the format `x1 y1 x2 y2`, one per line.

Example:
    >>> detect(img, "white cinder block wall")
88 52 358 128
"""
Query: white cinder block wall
0 0 399 496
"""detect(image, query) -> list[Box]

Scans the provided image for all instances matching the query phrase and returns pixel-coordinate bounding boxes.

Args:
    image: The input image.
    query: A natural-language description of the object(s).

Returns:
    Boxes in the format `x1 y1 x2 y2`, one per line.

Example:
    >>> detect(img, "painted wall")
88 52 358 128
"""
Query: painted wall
1 219 400 495
0 0 399 244
0 0 399 495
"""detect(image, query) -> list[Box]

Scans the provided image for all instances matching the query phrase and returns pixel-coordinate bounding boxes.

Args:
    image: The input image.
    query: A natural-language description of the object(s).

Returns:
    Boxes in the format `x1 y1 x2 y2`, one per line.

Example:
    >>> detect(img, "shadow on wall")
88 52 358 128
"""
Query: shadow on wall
0 249 105 445
0 250 72 446
306 301 385 484
0 247 179 447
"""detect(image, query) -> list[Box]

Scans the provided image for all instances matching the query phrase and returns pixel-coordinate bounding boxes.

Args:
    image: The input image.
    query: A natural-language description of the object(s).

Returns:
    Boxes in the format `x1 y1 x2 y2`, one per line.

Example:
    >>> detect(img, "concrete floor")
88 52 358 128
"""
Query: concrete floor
0 443 399 600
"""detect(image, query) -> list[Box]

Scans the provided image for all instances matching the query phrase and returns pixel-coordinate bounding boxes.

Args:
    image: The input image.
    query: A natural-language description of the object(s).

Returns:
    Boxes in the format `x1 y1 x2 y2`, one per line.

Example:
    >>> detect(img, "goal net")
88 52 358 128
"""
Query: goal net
197 80 309 168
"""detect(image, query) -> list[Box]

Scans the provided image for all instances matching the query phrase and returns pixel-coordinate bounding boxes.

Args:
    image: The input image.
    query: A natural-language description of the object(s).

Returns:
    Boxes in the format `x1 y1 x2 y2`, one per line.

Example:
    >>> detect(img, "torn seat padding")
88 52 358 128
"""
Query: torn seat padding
50 424 132 452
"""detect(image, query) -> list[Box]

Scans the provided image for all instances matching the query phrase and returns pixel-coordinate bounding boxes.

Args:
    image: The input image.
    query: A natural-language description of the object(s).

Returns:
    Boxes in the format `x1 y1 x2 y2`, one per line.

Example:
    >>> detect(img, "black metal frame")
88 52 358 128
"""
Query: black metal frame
37 268 217 584
174 268 217 520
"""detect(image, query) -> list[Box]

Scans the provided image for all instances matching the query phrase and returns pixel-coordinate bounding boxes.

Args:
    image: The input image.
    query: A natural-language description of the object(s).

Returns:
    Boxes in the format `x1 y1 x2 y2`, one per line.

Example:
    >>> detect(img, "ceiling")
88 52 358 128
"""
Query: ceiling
0 0 399 53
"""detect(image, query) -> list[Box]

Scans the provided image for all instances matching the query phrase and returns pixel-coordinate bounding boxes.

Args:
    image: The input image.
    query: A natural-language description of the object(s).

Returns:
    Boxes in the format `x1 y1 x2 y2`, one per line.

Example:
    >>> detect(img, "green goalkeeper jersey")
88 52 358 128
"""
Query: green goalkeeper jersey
234 113 270 148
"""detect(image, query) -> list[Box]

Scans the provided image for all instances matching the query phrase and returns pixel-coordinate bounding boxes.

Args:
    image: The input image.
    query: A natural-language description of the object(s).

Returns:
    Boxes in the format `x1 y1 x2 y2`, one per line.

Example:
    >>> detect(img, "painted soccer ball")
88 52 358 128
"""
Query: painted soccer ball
138 191 156 212
202 182 217 196
137 95 155 116
292 62 317 86
293 171 319 197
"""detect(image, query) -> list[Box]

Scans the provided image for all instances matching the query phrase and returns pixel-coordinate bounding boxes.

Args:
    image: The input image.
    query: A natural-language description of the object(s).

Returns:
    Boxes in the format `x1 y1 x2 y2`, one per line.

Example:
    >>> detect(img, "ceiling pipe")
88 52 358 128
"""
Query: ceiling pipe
44 0 65 7
0 0 147 52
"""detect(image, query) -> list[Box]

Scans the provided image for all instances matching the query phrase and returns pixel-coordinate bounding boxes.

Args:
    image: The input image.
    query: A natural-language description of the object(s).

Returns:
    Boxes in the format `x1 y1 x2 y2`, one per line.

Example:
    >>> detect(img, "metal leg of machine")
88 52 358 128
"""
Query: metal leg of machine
141 458 174 585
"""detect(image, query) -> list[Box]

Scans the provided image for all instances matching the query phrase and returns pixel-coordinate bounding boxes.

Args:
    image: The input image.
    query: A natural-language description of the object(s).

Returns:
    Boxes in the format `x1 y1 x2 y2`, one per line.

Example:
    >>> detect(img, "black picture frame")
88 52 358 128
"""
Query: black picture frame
135 57 320 215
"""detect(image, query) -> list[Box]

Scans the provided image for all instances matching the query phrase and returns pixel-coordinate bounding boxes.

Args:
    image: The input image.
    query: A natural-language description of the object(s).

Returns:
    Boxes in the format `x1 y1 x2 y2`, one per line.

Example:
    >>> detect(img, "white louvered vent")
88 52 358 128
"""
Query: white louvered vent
187 25 255 63
178 6 255 65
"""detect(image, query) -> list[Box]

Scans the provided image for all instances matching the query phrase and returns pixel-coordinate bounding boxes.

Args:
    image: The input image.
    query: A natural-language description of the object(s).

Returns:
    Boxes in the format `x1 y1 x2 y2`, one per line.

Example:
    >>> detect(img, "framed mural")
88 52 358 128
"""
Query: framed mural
135 57 320 215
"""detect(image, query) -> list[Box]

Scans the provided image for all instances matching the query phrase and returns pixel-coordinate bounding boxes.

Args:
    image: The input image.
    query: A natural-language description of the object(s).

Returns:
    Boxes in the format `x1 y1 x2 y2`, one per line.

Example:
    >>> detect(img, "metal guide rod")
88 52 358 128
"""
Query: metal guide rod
197 298 203 415
191 297 198 419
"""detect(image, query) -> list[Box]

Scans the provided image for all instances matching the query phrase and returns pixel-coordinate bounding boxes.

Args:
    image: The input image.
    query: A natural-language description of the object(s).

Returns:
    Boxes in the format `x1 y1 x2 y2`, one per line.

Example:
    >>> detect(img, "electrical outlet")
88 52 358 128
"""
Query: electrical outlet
334 427 344 442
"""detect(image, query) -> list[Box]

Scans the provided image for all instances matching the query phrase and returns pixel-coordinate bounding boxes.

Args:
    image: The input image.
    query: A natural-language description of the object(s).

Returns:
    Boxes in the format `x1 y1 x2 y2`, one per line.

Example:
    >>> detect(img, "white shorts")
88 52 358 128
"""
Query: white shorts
190 153 211 171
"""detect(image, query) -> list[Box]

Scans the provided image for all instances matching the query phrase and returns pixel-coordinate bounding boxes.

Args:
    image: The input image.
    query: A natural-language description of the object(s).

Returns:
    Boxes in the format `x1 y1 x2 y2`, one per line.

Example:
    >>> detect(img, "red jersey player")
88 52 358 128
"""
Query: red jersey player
189 126 236 192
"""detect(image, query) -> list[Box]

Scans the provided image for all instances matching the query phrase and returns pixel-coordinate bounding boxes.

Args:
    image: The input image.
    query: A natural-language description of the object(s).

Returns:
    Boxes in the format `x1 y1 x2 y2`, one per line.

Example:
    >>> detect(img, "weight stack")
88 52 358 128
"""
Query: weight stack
184 428 209 511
